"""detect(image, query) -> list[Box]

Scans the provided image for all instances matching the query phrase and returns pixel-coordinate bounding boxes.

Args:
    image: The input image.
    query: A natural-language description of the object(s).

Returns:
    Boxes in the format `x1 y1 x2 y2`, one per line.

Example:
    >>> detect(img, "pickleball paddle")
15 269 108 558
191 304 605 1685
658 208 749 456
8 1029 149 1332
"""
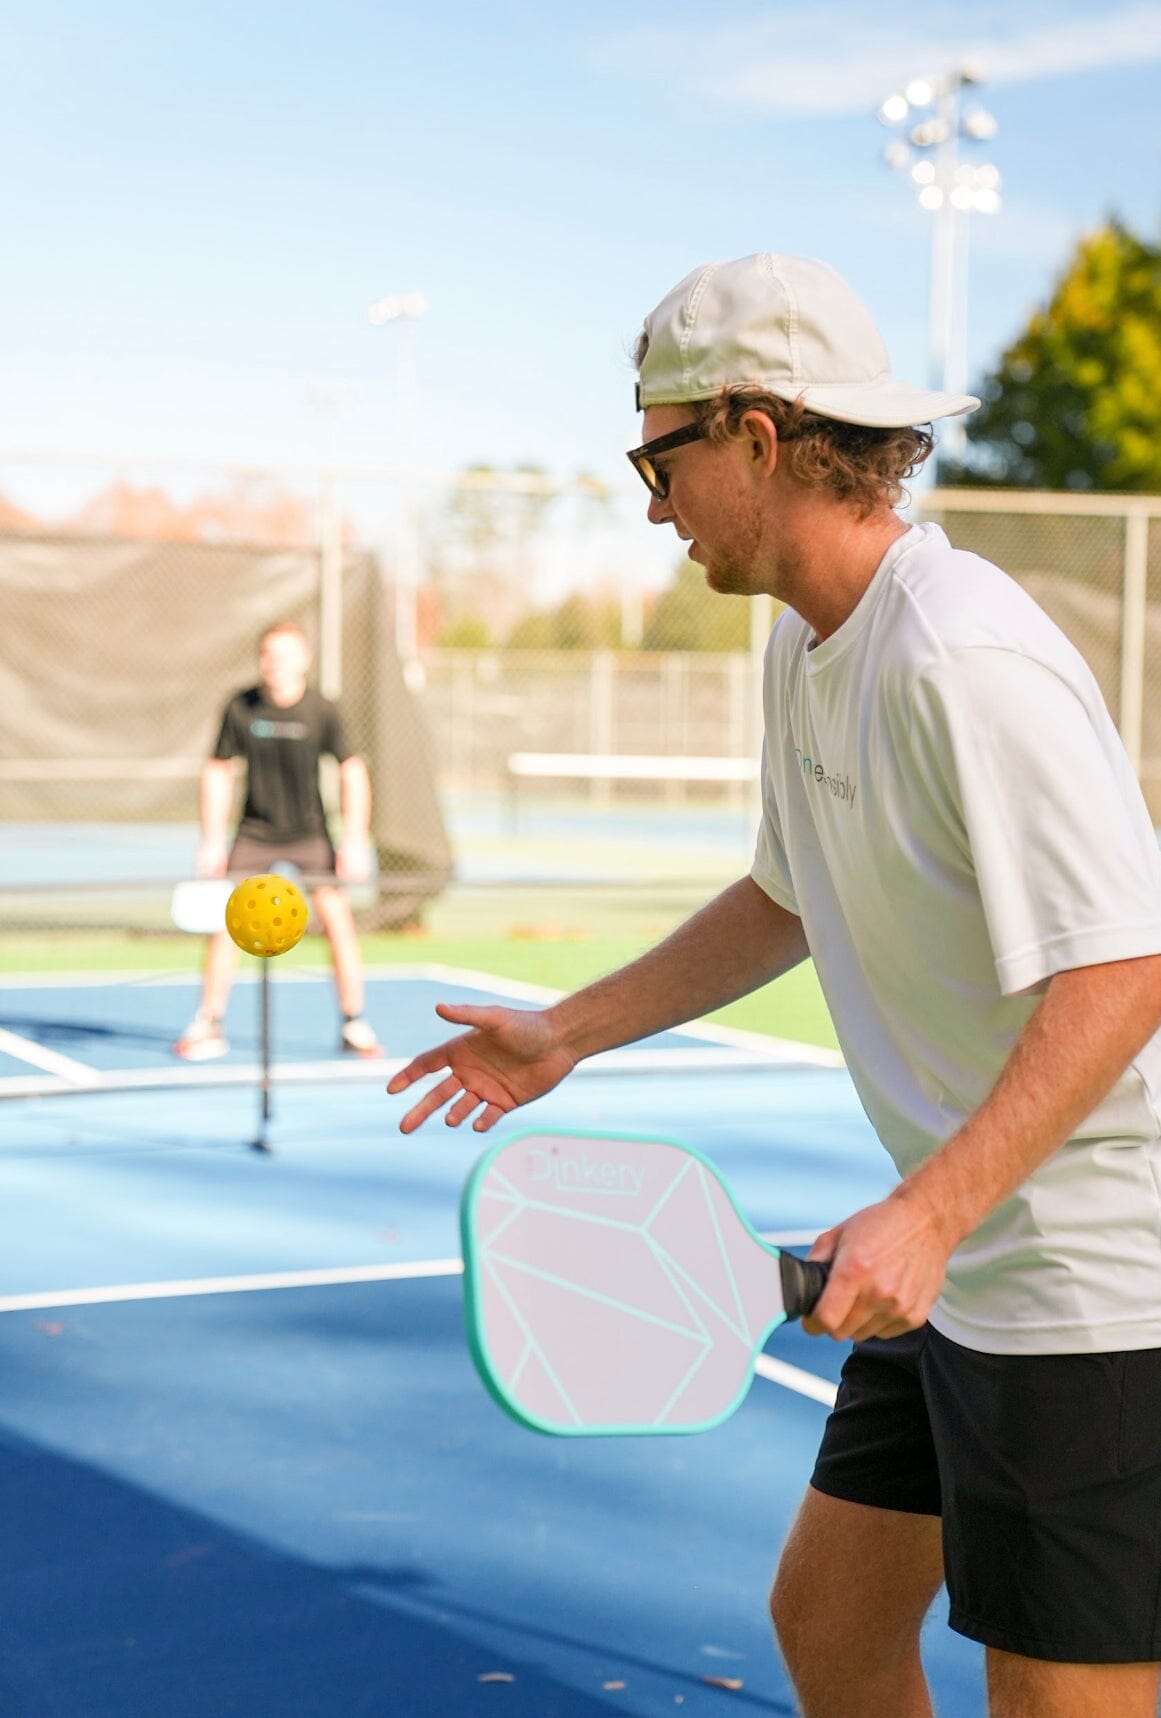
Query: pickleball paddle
460 1128 829 1436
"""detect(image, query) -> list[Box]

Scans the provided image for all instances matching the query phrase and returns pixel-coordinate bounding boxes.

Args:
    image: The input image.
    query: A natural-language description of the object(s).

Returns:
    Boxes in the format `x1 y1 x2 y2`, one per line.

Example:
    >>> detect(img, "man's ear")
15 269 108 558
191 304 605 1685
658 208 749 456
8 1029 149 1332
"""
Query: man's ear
739 409 778 475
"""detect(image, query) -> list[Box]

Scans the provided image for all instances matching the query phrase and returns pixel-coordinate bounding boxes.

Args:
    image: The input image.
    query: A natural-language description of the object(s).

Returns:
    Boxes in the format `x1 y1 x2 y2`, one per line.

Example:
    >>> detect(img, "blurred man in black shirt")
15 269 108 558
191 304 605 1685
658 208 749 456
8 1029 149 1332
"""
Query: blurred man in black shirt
175 620 382 1060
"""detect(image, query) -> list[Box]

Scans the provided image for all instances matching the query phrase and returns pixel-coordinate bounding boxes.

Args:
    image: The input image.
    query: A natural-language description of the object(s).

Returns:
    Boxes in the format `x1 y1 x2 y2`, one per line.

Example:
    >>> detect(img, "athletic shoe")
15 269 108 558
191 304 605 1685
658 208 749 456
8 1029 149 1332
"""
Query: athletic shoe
174 1014 229 1061
341 1016 383 1057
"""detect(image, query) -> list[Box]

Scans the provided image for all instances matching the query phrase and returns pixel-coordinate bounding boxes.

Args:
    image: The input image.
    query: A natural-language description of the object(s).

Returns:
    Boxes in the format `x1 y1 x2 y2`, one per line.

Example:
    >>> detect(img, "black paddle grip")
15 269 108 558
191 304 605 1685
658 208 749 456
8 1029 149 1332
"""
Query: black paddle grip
779 1253 831 1322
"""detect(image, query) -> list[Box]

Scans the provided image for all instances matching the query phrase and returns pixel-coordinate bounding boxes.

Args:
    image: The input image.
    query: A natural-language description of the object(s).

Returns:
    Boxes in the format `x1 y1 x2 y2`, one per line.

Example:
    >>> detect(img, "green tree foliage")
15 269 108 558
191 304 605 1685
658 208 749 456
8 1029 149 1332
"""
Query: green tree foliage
436 614 493 648
506 591 623 649
955 219 1161 493
504 562 761 651
640 558 753 651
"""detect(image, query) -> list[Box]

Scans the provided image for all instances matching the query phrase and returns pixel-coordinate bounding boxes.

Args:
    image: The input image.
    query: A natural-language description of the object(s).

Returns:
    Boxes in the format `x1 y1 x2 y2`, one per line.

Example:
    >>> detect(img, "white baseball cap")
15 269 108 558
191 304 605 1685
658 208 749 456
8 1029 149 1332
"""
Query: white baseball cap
636 252 979 429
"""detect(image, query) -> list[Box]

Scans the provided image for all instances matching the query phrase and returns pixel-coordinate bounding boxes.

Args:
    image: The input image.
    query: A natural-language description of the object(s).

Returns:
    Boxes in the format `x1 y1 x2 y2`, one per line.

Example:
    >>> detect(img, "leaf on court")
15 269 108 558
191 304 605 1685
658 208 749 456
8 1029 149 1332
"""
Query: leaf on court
477 1671 516 1683
702 1676 744 1691
35 1321 64 1337
602 1680 626 1690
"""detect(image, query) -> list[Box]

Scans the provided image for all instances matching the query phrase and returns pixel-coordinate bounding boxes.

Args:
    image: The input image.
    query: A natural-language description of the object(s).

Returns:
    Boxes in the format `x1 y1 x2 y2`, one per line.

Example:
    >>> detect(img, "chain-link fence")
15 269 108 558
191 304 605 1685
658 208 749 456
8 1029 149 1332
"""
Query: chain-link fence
920 489 1161 820
2 453 1159 940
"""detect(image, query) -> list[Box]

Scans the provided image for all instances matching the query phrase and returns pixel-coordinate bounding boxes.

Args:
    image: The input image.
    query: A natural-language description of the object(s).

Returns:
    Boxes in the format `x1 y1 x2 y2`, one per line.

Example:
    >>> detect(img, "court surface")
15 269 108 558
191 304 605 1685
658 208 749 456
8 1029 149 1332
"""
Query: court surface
0 967 987 1716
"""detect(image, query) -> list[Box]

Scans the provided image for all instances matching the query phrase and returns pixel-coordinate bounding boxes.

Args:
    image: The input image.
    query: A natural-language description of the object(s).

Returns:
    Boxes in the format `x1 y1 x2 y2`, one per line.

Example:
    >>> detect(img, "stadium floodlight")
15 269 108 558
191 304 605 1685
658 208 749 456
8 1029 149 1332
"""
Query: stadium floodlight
962 107 999 141
368 291 429 326
878 91 910 125
369 291 430 665
877 64 1001 467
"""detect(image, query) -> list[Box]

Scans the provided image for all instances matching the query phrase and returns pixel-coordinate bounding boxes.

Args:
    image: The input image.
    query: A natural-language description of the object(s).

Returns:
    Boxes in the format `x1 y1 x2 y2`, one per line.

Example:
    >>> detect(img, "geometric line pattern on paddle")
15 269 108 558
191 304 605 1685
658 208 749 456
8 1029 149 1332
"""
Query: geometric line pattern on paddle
461 1130 790 1435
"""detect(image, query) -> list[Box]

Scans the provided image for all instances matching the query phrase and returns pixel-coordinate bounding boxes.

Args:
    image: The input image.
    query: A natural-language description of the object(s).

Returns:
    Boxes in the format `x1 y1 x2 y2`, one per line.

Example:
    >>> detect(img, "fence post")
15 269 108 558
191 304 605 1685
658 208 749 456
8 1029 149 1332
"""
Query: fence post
1120 509 1149 777
317 467 343 701
590 650 615 808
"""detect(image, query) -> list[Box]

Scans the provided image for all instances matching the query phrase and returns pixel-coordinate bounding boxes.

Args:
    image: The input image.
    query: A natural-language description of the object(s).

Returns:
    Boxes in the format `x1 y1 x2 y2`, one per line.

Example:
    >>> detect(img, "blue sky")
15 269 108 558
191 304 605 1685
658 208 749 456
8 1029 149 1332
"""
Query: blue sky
3 0 1160 510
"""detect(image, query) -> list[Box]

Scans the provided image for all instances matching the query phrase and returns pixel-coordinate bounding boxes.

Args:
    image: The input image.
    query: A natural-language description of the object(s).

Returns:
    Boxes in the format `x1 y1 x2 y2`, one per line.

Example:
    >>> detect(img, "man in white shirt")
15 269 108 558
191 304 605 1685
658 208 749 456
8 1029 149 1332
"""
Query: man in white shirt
388 253 1161 1715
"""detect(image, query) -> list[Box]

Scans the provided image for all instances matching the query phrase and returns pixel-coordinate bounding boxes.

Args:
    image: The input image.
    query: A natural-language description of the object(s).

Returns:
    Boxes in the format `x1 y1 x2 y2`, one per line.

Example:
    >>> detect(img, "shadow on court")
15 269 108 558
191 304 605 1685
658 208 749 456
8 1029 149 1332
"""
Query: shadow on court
0 1014 182 1053
0 1426 708 1718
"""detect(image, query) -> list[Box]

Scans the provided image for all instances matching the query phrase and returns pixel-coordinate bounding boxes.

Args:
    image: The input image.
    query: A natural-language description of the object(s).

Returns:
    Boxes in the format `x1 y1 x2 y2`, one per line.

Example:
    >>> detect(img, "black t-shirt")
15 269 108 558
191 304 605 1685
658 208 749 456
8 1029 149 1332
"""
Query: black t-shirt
213 685 353 842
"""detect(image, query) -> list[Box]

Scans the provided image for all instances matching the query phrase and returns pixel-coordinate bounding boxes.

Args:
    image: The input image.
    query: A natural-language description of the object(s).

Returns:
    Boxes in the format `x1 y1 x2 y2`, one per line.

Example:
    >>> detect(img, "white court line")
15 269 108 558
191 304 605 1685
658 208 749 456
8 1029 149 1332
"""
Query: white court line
0 1058 408 1099
0 1254 838 1409
0 1258 465 1313
754 1354 837 1407
0 1026 97 1083
0 1045 827 1101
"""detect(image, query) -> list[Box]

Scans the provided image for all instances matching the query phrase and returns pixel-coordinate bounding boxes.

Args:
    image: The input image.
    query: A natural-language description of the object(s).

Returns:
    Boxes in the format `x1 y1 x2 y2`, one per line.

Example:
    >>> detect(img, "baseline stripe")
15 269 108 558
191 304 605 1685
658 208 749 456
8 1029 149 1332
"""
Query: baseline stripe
0 1258 464 1313
0 1045 826 1102
754 1353 837 1407
0 1026 96 1083
1 1258 840 1410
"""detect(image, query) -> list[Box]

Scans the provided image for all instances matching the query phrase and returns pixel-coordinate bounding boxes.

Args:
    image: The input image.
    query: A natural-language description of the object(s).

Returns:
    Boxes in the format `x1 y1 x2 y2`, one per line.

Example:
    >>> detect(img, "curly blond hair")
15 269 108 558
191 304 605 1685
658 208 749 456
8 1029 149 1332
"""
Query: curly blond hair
689 388 932 515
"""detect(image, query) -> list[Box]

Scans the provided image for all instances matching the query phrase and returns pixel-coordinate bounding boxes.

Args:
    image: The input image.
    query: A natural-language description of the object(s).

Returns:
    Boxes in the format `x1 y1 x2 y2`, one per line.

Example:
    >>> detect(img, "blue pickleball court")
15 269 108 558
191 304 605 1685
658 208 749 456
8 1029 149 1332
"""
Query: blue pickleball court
0 967 987 1715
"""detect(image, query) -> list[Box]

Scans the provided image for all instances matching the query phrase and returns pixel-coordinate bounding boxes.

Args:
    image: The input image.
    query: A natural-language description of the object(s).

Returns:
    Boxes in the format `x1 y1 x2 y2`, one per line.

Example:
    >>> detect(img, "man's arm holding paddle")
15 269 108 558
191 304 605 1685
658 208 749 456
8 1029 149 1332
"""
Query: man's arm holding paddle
388 876 809 1132
804 953 1161 1343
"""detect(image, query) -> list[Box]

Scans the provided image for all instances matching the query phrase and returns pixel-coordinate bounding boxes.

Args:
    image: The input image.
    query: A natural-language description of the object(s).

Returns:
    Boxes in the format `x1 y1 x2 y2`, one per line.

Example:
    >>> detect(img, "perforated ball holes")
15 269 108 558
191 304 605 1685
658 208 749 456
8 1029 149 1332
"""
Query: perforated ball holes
224 875 309 957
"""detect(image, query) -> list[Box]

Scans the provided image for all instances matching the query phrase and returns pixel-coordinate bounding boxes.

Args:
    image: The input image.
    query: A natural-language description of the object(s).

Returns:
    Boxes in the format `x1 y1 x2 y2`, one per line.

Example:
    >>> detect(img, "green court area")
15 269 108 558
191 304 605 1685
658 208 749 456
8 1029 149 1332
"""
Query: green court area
0 879 840 1053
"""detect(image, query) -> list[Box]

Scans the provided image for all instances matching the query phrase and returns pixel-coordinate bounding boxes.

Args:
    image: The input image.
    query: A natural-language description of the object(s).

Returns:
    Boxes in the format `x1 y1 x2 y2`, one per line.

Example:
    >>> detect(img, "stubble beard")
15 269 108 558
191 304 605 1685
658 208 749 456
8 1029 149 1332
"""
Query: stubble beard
701 553 752 595
698 503 767 597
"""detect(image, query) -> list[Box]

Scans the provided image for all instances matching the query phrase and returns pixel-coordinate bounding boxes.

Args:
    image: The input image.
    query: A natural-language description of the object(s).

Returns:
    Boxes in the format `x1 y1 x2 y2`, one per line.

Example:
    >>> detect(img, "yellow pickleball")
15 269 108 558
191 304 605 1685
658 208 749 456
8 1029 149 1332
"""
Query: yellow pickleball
224 874 308 957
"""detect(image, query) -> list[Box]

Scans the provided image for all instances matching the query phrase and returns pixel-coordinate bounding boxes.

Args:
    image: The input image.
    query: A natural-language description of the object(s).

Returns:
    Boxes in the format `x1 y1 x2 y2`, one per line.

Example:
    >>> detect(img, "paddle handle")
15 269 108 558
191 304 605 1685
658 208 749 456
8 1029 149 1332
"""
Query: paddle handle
779 1252 831 1321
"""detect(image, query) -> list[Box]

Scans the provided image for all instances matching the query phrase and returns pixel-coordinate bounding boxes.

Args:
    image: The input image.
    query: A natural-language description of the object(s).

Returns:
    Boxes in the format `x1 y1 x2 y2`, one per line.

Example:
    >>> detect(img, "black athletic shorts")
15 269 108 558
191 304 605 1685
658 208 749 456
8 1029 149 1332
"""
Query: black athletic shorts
226 833 336 883
810 1323 1161 1662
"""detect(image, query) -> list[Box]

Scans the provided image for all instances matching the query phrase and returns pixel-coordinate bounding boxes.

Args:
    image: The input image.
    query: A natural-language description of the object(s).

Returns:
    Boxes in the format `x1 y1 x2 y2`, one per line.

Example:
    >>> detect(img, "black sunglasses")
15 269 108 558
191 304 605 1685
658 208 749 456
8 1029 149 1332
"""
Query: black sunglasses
626 423 708 500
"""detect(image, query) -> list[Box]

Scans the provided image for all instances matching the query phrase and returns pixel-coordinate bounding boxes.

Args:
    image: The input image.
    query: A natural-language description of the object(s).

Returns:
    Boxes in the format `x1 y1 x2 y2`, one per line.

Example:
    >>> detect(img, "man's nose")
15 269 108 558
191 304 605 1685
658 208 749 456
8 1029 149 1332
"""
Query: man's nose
647 492 673 527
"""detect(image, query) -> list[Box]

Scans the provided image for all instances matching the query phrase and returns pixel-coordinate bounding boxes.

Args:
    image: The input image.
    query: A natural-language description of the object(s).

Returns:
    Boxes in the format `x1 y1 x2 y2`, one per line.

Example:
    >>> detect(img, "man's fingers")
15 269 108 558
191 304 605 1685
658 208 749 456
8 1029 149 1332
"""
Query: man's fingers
802 1269 860 1339
397 1075 463 1133
474 1103 507 1132
445 1089 483 1128
434 1002 508 1030
807 1226 839 1265
386 1047 454 1094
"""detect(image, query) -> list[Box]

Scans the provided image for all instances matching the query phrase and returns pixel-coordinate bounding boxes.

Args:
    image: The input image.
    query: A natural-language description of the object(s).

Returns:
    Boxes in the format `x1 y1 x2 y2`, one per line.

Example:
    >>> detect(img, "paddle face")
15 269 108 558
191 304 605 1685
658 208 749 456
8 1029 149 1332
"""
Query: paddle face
170 879 234 934
460 1129 827 1437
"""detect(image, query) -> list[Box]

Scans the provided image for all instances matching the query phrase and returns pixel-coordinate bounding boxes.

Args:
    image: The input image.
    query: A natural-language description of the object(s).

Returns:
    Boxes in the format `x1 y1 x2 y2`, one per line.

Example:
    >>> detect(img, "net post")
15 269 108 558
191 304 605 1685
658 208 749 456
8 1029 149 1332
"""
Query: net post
252 957 273 1154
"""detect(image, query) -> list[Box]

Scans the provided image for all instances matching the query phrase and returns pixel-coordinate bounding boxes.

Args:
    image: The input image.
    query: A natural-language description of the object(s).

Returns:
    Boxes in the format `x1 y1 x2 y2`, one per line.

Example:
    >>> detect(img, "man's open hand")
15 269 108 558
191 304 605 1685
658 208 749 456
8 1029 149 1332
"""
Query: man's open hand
387 1002 577 1132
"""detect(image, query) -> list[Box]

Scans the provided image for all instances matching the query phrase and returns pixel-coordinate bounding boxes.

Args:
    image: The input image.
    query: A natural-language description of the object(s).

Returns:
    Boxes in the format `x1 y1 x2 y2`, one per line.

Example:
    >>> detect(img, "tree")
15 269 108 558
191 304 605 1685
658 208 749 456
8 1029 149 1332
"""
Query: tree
426 463 610 644
640 558 754 651
953 219 1161 493
436 614 493 648
505 591 622 649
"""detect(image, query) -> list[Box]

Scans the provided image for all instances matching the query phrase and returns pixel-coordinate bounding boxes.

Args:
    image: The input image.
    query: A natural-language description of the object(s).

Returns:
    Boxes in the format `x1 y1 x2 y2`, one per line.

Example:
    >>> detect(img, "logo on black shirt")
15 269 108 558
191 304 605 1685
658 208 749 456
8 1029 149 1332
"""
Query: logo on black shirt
250 719 309 740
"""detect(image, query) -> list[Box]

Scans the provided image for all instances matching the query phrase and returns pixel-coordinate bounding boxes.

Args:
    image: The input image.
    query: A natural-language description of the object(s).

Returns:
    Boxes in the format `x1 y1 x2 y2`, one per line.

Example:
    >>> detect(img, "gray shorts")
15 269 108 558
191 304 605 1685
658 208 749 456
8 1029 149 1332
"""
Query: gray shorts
227 833 336 885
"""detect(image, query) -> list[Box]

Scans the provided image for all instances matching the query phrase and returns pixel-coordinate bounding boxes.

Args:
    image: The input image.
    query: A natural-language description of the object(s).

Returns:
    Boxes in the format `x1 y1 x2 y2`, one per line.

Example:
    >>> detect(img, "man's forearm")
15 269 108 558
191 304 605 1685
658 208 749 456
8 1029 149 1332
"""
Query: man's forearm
339 758 371 839
200 763 236 839
548 875 809 1062
897 953 1161 1248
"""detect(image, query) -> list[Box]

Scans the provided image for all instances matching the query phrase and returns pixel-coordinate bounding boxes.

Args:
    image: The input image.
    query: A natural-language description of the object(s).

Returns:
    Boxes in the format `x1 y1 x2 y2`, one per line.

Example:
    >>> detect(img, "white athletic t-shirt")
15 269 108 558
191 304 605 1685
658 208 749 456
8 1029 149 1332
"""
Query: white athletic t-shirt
751 522 1161 1354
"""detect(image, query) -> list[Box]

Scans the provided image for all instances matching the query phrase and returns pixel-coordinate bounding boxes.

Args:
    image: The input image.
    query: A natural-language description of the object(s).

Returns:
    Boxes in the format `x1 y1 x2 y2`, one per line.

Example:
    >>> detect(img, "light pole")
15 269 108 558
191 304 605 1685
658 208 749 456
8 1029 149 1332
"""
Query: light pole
368 292 429 666
306 382 358 702
878 64 1001 469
